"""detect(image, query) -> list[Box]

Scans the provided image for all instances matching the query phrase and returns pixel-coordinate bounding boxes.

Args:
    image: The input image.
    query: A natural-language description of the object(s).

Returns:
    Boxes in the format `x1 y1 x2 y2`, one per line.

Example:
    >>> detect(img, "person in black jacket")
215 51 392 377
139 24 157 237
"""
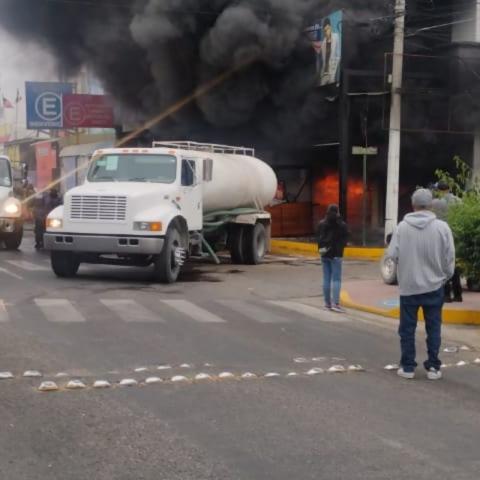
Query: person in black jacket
33 188 62 249
316 204 349 312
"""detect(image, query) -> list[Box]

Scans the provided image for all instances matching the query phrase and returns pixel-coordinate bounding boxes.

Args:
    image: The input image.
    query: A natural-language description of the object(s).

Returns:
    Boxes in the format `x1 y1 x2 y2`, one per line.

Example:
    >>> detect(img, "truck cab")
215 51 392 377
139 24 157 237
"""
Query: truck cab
45 143 275 283
0 155 23 250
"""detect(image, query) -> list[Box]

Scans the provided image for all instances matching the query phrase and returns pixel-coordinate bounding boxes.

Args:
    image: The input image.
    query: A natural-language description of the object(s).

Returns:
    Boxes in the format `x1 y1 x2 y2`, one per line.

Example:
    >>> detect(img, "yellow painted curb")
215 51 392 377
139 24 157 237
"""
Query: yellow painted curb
270 240 385 261
340 291 480 326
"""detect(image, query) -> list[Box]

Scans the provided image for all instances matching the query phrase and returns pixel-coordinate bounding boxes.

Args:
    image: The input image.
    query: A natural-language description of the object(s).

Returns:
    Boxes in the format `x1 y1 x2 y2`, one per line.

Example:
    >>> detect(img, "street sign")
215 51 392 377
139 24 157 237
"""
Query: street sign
63 94 114 128
26 82 74 129
352 146 378 156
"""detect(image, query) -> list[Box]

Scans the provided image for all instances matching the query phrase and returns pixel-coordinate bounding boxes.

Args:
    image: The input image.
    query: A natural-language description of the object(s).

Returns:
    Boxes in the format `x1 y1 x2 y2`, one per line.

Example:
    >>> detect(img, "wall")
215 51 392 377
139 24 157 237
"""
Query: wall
452 0 480 42
452 0 480 177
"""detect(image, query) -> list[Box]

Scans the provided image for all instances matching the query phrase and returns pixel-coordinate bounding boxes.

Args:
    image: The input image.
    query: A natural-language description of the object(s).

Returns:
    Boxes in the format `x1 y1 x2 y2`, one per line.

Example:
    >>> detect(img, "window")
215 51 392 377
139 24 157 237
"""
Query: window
203 158 213 182
181 159 196 186
87 154 177 183
0 158 12 187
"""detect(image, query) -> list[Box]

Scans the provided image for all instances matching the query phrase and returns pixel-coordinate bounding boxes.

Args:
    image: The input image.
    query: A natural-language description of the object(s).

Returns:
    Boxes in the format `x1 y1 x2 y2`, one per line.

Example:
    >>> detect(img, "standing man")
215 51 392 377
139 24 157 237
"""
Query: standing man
388 189 455 380
33 188 62 249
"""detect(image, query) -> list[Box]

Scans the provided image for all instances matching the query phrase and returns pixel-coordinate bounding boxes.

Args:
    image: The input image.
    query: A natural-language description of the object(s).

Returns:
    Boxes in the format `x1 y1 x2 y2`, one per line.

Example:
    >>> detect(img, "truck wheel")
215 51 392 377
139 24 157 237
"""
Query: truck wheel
153 226 184 284
3 226 23 250
229 225 245 264
243 223 267 265
380 253 398 285
51 251 80 278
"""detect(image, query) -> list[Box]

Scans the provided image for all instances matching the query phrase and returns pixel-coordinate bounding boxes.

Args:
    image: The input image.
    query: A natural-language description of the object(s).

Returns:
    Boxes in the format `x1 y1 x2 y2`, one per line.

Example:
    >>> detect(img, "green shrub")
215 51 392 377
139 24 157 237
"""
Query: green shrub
436 157 480 281
447 195 480 280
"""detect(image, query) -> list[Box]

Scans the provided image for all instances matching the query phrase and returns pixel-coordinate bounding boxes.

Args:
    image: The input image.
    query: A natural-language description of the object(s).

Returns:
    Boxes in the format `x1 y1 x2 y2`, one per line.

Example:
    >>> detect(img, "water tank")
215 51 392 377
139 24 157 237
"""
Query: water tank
202 153 277 213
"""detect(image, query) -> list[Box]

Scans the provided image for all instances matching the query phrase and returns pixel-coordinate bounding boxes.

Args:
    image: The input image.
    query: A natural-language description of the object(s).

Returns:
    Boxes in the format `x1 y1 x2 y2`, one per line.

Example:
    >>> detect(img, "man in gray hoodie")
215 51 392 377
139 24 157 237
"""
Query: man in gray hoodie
387 189 455 380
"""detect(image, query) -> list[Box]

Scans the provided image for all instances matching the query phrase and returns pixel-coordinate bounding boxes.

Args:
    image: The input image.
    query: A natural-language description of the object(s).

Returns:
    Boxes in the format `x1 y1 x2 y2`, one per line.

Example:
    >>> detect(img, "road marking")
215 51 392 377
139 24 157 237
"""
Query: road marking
0 300 10 322
269 301 349 322
161 300 226 323
0 267 23 280
6 260 49 272
265 256 300 262
35 299 86 323
218 299 290 323
100 299 164 323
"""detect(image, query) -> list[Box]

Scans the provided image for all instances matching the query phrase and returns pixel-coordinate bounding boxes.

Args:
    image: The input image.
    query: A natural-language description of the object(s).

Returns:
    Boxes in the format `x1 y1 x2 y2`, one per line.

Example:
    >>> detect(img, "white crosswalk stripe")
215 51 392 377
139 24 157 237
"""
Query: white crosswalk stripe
161 299 226 323
0 267 24 280
6 260 49 272
100 299 164 323
0 296 341 326
34 299 87 323
269 301 349 322
218 299 290 324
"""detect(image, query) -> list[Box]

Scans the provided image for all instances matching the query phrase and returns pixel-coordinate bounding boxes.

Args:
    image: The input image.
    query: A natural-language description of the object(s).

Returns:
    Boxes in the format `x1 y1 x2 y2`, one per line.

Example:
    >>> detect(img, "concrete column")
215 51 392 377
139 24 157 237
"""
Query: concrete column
452 1 480 177
474 128 480 179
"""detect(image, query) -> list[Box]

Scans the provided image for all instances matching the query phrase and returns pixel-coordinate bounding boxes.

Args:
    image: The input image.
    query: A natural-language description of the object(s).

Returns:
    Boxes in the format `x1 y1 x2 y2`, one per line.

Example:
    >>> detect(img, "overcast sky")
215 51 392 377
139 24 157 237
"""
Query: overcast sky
0 27 57 132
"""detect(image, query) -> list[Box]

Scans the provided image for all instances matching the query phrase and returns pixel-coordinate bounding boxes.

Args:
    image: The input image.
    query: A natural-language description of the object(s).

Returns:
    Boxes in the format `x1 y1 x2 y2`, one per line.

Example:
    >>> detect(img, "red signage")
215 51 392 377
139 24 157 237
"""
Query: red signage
63 94 114 128
35 141 57 190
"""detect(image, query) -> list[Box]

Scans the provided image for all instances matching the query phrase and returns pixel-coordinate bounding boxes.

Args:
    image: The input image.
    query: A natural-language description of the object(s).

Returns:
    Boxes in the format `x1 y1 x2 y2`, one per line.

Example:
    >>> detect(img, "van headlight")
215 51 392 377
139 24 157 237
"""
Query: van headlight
46 218 63 229
3 199 20 215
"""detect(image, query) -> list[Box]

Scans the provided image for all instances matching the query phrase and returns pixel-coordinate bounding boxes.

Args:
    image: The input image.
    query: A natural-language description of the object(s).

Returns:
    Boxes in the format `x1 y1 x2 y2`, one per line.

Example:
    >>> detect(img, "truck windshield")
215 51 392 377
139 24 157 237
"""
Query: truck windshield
87 154 177 183
0 158 12 187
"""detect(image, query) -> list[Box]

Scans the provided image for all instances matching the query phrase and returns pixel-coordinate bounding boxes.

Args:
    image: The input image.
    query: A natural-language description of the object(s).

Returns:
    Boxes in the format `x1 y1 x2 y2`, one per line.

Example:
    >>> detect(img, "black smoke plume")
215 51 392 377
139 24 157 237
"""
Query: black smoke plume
0 0 393 147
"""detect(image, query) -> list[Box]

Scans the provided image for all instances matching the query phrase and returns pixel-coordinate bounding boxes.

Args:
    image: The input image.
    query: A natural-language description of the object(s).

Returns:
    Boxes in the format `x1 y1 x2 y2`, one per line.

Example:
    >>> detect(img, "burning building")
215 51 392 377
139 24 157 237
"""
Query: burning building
0 0 478 244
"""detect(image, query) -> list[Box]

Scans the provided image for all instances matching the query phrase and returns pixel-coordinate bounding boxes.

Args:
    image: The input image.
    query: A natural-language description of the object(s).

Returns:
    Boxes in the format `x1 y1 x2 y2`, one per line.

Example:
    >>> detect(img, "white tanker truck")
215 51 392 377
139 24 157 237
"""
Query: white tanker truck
44 141 277 283
0 155 23 250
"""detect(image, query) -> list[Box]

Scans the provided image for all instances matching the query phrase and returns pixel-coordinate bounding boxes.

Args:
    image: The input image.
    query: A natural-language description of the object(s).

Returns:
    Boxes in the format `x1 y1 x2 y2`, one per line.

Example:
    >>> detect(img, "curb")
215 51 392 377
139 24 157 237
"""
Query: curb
340 291 480 326
270 240 384 261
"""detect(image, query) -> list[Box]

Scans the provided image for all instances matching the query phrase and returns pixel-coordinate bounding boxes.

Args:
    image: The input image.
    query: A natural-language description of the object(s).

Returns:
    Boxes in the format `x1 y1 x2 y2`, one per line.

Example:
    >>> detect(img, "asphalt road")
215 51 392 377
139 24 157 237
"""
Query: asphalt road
1 232 479 480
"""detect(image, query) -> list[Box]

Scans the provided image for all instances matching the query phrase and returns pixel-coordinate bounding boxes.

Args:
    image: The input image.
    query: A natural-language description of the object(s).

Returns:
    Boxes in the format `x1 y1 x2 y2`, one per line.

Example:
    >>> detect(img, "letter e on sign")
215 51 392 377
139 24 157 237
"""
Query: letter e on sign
35 92 62 123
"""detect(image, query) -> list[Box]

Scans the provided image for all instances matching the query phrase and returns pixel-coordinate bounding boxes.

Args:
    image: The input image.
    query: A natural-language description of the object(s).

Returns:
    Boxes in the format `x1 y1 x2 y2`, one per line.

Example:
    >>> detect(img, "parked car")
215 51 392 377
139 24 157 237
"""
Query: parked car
380 233 398 285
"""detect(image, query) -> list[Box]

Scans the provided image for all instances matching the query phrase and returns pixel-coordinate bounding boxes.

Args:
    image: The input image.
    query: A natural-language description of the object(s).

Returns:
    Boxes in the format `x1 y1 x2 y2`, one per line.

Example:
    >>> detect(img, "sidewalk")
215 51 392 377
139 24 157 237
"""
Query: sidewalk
341 280 480 325
271 239 480 326
271 239 384 260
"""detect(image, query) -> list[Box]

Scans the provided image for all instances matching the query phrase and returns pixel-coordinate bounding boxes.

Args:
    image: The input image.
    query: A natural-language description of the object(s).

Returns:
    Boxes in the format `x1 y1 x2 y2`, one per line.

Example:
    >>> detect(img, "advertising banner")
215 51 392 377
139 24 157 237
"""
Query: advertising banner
0 123 11 144
63 94 114 128
35 141 57 189
306 10 343 87
26 82 74 129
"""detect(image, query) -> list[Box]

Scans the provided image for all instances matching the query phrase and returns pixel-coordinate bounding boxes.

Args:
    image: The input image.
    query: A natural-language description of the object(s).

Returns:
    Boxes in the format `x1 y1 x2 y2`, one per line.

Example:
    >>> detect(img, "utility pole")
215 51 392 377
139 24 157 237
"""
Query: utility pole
384 0 406 239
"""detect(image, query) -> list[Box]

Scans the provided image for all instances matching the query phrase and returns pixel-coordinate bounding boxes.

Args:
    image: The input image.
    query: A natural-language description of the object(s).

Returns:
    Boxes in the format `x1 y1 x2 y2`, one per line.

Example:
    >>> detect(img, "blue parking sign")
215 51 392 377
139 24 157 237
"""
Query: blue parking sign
25 82 74 129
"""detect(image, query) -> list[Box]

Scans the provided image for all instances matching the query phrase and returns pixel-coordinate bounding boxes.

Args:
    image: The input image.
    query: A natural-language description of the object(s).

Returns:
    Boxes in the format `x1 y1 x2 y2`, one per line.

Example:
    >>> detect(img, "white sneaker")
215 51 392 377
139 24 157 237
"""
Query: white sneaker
397 368 415 379
427 368 442 380
331 305 346 313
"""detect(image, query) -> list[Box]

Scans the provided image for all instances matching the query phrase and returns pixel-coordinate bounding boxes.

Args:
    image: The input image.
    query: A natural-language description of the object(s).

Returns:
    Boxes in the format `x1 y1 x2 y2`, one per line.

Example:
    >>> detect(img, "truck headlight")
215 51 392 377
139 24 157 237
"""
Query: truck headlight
47 218 63 229
134 221 163 232
3 199 20 215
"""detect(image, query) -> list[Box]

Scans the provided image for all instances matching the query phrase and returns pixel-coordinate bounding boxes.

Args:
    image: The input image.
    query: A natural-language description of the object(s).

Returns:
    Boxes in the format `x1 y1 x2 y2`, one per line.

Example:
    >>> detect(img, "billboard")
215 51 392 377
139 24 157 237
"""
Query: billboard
0 124 11 144
35 141 57 190
306 10 343 87
26 82 74 129
26 82 115 129
63 94 114 128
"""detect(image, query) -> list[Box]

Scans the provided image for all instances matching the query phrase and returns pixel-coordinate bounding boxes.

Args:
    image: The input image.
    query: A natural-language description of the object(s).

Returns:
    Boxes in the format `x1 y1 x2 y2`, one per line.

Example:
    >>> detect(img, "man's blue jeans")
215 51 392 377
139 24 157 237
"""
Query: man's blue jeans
322 257 343 306
399 287 444 373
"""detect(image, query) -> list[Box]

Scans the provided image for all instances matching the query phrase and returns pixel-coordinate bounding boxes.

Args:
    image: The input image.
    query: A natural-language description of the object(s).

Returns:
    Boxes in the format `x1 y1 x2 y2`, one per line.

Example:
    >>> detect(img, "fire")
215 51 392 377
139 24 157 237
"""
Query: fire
313 172 365 221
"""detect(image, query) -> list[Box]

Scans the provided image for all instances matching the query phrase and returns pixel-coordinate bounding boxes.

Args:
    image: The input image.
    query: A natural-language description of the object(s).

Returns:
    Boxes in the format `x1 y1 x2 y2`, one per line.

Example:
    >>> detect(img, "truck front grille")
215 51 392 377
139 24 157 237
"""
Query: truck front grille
70 195 127 221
